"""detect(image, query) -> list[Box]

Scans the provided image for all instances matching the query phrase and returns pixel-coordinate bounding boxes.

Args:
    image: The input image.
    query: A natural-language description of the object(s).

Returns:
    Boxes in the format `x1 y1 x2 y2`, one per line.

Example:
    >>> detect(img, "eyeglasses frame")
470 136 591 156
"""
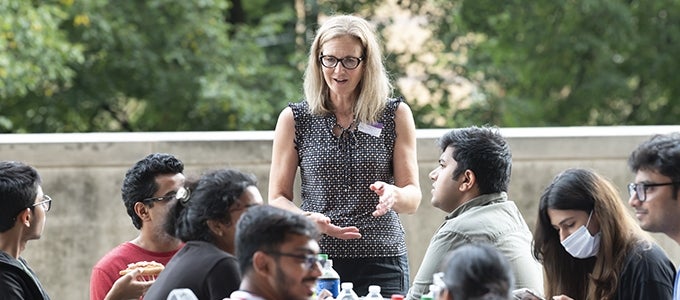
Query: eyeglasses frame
628 181 680 202
12 194 53 221
141 186 191 204
319 54 364 70
264 251 321 270
33 194 53 212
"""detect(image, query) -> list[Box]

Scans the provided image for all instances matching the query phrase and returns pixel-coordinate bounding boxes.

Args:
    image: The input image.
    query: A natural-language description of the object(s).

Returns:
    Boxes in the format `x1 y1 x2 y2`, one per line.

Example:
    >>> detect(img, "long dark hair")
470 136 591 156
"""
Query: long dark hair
533 168 648 300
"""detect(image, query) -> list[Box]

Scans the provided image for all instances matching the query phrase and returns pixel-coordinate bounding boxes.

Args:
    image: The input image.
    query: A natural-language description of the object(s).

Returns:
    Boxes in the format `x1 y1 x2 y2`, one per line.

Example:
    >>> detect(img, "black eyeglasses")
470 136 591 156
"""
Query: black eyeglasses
628 182 680 202
265 251 321 270
142 186 190 204
319 55 363 70
33 194 52 212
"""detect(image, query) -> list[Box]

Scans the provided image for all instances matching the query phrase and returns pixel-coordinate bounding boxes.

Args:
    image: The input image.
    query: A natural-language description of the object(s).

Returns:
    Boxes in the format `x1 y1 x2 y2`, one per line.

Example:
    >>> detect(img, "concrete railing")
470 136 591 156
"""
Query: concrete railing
2 126 679 300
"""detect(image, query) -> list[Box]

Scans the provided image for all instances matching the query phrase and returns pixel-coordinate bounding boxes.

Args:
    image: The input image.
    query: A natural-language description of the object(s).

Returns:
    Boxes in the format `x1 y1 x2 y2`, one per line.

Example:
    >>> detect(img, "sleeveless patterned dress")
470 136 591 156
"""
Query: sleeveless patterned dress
289 98 407 258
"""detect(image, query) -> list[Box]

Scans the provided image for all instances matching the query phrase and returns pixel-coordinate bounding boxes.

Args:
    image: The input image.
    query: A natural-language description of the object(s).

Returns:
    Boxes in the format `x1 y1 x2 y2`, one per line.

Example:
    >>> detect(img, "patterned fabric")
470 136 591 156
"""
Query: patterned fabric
289 98 406 258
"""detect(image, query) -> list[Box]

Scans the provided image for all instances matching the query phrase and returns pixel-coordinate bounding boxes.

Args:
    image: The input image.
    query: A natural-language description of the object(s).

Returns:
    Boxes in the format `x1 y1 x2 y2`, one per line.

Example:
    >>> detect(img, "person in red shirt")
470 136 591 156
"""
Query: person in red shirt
90 153 186 300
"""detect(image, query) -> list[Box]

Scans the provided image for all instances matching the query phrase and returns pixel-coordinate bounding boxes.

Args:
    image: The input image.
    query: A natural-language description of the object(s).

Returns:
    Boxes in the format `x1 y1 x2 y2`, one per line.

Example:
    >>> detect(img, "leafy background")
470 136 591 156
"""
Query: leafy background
1 0 678 133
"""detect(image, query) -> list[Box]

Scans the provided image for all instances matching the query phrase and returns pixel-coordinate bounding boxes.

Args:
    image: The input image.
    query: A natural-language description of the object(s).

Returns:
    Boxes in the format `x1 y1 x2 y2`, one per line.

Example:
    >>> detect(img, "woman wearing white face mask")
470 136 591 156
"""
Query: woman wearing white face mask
532 168 674 300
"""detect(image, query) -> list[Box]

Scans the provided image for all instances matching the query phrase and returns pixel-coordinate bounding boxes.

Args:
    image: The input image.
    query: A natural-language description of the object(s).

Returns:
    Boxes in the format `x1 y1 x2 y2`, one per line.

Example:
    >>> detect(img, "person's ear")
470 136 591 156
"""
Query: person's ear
206 220 225 237
459 169 476 191
17 208 31 227
134 202 151 222
253 251 272 276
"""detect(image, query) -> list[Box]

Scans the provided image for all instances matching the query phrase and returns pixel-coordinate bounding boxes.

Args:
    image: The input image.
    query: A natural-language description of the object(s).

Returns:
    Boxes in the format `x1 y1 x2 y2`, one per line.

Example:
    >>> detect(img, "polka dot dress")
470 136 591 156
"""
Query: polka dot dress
290 98 407 258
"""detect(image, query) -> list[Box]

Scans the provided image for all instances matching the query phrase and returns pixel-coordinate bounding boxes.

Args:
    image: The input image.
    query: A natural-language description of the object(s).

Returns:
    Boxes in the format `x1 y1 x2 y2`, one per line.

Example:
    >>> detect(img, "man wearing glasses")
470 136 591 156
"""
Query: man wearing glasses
90 153 187 300
227 205 322 300
0 161 52 299
628 132 680 300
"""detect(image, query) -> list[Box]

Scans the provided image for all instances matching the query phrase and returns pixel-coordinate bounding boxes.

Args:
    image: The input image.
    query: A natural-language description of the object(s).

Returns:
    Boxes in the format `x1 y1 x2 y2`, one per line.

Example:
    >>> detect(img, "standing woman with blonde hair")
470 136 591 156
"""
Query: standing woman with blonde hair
533 168 674 300
269 14 421 297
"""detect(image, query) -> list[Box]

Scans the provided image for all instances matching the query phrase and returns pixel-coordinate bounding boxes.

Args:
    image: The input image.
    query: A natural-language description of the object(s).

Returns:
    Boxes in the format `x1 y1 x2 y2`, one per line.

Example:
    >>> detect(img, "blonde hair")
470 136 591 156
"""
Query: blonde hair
303 15 392 124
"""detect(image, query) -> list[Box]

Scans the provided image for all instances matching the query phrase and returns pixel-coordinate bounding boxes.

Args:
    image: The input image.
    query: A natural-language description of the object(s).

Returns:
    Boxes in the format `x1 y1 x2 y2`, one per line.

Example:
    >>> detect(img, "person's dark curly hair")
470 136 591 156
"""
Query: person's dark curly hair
121 153 183 229
165 168 257 243
628 132 680 199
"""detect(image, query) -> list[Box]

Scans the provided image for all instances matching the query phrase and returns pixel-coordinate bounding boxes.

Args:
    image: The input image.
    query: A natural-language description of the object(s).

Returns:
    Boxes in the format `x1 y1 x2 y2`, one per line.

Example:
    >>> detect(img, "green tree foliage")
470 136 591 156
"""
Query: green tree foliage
454 0 680 126
1 0 301 132
1 0 678 132
0 0 84 131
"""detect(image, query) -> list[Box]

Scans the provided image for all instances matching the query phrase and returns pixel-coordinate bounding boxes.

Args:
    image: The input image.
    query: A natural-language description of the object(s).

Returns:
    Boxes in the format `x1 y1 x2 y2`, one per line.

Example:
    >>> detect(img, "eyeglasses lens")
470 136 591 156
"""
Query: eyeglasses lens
637 184 646 201
306 255 320 270
320 56 360 69
628 183 647 202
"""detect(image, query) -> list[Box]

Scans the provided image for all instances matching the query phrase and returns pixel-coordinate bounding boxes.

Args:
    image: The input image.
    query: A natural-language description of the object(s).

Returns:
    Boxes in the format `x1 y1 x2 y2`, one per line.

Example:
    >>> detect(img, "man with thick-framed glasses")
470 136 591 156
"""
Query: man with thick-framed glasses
226 205 322 300
0 161 52 299
628 132 680 300
90 153 187 300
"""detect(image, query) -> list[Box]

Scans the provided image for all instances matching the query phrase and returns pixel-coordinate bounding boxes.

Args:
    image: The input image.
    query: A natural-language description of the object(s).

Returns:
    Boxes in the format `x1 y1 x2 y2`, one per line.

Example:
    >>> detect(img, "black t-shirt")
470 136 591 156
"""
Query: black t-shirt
144 241 240 300
0 251 50 300
615 242 675 300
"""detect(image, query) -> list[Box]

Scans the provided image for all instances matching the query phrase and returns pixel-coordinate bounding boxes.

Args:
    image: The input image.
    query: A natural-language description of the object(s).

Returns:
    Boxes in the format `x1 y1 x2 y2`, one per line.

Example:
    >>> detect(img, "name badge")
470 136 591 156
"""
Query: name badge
358 122 383 137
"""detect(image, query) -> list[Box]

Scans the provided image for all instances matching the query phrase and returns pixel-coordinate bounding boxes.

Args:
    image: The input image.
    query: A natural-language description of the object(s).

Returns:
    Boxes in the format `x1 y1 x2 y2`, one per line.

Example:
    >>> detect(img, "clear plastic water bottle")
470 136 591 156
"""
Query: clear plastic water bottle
336 282 360 300
365 285 383 299
315 254 340 298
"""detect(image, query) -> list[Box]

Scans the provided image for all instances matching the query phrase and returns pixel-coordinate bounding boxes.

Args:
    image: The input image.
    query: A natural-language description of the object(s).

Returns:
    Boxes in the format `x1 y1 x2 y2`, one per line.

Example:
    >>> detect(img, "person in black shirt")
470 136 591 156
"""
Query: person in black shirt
534 168 674 300
0 161 52 300
628 132 680 298
144 168 263 300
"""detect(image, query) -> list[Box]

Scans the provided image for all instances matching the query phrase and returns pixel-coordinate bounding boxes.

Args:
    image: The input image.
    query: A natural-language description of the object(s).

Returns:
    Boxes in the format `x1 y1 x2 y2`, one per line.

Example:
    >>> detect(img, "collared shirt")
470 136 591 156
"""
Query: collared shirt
406 192 543 300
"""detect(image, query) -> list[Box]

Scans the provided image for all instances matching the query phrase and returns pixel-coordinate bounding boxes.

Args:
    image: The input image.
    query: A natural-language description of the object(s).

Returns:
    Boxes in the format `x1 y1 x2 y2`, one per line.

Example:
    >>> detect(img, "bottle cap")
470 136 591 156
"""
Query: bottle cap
318 254 329 260
368 285 381 293
341 282 353 290
390 295 404 300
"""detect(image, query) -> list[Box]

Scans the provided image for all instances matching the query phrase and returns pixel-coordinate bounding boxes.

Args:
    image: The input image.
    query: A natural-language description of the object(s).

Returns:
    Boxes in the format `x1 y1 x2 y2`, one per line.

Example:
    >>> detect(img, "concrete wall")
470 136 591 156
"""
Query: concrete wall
1 126 679 300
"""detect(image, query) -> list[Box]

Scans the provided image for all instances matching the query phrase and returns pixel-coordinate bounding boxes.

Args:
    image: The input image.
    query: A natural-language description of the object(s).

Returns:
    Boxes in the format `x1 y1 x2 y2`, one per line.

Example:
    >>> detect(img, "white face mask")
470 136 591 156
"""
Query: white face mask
561 211 601 259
